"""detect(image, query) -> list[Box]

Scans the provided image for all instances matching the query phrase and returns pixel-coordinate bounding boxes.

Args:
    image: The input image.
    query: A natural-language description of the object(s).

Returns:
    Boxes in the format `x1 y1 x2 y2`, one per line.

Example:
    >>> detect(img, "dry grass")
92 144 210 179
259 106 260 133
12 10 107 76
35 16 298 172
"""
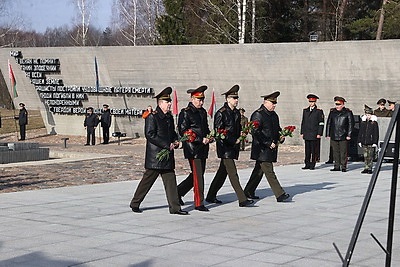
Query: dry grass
0 108 45 134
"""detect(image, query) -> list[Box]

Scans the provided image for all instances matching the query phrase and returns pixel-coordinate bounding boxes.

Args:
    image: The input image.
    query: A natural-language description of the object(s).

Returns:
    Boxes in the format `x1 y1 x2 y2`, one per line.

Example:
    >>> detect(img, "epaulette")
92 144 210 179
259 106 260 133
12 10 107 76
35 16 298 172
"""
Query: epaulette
303 107 309 110
219 107 226 112
330 108 335 111
317 107 323 110
152 110 158 114
183 107 190 111
257 107 263 112
346 108 352 111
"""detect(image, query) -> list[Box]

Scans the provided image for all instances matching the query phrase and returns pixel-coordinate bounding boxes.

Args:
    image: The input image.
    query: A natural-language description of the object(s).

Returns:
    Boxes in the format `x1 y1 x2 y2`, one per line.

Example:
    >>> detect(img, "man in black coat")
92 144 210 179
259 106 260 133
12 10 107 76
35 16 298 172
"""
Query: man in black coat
17 103 28 141
129 87 188 215
300 94 324 170
177 85 211 212
100 104 111 144
205 85 253 207
243 92 290 202
326 96 354 172
84 107 99 146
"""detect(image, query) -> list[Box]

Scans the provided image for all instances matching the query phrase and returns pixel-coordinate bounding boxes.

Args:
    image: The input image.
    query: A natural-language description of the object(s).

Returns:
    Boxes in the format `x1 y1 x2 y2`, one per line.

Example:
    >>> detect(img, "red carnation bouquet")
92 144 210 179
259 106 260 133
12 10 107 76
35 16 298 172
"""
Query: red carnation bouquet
156 129 196 161
279 125 296 137
239 121 259 141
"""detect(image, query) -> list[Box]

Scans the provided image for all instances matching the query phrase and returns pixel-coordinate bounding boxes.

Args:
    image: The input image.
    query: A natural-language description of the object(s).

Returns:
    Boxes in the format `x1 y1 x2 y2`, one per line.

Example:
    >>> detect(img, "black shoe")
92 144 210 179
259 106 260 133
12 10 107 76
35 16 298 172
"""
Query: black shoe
195 205 209 212
131 206 142 213
173 209 189 215
239 199 254 207
206 198 222 204
368 170 373 174
245 192 260 199
277 193 290 202
178 197 185 206
330 168 340 171
325 161 333 164
361 169 369 174
309 167 315 170
302 166 310 170
84 144 90 146
341 168 347 172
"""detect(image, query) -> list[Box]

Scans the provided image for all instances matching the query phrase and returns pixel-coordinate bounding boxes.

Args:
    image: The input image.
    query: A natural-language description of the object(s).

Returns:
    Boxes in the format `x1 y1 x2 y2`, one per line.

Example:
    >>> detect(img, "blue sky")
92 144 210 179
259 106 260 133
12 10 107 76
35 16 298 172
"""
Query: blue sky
9 0 114 32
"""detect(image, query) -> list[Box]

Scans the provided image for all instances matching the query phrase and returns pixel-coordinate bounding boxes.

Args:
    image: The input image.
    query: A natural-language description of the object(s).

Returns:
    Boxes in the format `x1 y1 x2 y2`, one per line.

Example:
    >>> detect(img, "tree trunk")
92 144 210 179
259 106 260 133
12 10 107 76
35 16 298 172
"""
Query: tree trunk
376 0 388 40
239 0 247 44
251 0 255 43
335 0 347 41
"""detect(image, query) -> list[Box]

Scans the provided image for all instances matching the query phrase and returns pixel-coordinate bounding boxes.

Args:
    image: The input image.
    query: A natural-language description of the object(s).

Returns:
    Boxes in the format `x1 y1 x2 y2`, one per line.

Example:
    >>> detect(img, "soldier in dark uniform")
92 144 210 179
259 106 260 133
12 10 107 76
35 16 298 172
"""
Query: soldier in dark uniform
388 100 396 117
300 94 324 170
84 107 99 146
326 96 354 172
100 104 111 144
358 105 379 174
17 103 28 141
374 98 391 117
205 85 254 207
243 92 290 202
129 87 188 215
239 108 248 151
177 85 211 212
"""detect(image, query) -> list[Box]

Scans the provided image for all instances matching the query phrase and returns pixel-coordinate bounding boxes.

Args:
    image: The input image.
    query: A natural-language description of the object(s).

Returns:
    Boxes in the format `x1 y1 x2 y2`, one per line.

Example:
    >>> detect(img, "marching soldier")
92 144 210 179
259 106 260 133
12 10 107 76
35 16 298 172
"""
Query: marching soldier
243 91 290 202
100 104 111 144
206 85 254 207
374 98 391 117
129 87 188 215
177 85 211 212
300 94 324 170
326 96 354 172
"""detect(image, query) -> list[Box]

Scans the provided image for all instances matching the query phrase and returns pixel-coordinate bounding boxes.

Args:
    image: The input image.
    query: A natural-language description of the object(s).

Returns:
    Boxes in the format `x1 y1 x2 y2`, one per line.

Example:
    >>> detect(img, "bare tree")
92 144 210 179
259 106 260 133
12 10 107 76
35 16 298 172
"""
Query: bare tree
70 0 97 46
238 0 247 44
251 0 255 43
0 0 26 47
335 0 348 41
376 0 388 40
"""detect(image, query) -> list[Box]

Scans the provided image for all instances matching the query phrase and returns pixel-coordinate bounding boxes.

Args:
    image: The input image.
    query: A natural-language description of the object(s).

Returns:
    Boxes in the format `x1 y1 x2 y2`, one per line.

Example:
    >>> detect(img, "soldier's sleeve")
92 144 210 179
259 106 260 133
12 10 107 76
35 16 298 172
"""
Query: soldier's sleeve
347 110 354 137
317 109 325 136
300 109 306 135
325 112 331 137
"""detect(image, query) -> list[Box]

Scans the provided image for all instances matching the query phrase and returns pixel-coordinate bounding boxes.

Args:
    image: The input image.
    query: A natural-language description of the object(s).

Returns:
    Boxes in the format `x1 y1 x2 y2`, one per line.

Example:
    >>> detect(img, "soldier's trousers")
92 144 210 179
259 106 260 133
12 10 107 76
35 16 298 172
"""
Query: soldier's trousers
244 161 285 198
19 124 26 140
130 169 181 214
206 159 247 203
177 158 206 207
304 139 319 168
331 140 348 169
86 127 96 145
362 145 375 170
102 126 110 144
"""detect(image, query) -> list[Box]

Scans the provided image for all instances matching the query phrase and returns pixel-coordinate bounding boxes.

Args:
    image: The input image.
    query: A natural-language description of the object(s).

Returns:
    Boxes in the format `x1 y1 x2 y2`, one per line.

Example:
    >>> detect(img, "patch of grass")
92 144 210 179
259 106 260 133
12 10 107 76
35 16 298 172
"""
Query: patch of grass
0 108 45 134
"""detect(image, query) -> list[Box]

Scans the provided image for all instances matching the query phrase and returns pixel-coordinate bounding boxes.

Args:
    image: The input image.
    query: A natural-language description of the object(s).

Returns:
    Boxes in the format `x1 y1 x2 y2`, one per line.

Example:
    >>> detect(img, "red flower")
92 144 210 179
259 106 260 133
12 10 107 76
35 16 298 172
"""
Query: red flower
156 129 197 161
239 121 258 141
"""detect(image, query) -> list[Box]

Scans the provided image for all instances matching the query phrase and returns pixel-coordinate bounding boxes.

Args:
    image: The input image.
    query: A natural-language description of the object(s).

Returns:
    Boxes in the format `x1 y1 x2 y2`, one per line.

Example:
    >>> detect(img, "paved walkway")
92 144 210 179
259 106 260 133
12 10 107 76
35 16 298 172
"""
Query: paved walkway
1 162 399 267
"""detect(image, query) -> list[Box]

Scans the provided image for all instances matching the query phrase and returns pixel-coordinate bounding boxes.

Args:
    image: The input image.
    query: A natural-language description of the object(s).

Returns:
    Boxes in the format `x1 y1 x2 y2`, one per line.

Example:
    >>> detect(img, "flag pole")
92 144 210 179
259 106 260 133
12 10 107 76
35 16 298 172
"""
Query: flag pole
8 60 19 140
94 56 102 144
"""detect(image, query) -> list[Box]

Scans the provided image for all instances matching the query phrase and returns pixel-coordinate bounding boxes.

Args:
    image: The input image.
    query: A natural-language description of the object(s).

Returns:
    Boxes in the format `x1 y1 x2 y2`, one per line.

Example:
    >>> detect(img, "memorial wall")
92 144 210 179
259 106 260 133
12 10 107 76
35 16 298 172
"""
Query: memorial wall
0 41 399 147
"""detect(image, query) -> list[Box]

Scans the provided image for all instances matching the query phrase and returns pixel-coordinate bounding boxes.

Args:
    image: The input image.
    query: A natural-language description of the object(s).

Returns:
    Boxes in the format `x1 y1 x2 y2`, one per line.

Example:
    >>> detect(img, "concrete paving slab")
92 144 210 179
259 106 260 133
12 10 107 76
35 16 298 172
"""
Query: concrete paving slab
1 162 400 266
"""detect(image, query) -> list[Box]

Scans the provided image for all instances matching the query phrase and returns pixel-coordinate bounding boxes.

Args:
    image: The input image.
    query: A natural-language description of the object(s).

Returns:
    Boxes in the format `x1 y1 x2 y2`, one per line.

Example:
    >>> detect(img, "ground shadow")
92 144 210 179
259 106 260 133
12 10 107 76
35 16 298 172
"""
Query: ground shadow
0 251 82 266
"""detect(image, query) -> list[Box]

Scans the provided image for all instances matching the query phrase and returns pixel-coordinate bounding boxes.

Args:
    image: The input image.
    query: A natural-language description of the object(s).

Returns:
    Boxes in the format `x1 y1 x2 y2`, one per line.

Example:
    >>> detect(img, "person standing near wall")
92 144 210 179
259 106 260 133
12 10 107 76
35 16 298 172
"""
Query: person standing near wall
129 87 188 215
326 96 354 172
387 100 396 117
16 103 28 141
177 85 211 212
239 108 248 151
358 105 379 174
84 107 99 146
206 85 254 207
100 104 111 144
300 94 324 170
374 98 391 117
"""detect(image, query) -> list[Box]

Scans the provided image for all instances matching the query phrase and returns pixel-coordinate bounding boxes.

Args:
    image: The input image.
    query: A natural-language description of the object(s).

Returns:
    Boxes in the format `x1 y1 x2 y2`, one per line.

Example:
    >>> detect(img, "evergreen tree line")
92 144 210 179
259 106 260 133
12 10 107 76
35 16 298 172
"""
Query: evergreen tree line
1 0 400 48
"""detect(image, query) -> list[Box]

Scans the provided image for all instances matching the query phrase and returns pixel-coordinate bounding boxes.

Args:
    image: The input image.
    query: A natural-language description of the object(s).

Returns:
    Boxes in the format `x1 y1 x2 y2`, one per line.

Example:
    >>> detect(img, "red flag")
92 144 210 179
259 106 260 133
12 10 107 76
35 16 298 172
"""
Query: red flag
8 60 18 98
172 90 178 115
208 90 216 118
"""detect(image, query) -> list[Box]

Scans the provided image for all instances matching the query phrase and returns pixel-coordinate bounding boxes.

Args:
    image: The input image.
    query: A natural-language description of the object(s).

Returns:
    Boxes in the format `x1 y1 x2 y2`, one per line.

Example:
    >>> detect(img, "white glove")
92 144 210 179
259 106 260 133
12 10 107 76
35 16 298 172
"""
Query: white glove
358 143 362 147
372 144 377 148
